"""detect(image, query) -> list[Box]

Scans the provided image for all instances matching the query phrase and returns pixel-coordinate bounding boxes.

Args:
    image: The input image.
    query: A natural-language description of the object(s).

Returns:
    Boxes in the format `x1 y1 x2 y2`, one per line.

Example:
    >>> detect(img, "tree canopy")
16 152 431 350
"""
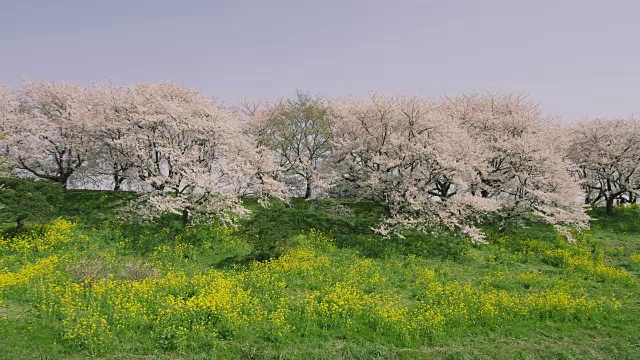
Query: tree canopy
3 79 637 241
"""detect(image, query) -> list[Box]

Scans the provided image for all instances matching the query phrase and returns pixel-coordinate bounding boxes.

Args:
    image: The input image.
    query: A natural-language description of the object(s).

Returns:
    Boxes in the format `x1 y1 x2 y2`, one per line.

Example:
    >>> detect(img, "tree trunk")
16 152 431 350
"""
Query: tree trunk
16 218 25 233
182 208 193 227
58 167 73 188
605 197 615 215
304 179 312 199
113 174 124 191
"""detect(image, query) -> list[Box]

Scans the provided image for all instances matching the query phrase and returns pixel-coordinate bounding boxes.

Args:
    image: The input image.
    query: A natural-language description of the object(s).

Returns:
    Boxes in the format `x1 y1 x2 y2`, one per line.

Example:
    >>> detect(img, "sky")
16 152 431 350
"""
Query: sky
0 0 638 121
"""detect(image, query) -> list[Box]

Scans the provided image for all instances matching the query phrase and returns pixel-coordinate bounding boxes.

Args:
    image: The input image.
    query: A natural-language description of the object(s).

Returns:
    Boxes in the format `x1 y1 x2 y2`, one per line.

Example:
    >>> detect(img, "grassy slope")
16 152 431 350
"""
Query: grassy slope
0 189 639 359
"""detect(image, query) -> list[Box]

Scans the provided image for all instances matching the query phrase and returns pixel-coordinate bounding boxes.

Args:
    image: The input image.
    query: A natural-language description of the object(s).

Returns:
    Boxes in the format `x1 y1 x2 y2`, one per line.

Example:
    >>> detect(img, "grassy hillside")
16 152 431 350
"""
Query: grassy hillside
1 189 639 359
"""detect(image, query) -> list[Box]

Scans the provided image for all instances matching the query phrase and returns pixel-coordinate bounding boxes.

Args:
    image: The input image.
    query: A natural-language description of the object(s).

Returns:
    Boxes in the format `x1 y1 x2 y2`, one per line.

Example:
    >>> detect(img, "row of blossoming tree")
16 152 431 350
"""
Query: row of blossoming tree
1 81 639 242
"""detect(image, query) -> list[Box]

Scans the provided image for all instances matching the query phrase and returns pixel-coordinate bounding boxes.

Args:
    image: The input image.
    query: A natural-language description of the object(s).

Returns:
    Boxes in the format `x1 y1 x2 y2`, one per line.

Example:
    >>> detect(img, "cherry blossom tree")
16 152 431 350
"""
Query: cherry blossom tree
0 85 13 129
89 83 138 190
442 93 589 236
567 117 640 215
120 83 285 226
5 80 95 187
0 86 16 175
331 94 497 243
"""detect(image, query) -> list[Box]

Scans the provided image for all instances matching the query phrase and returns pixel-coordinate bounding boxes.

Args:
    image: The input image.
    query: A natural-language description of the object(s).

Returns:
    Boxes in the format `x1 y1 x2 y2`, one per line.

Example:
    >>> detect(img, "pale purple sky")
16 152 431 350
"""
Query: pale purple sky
1 0 638 120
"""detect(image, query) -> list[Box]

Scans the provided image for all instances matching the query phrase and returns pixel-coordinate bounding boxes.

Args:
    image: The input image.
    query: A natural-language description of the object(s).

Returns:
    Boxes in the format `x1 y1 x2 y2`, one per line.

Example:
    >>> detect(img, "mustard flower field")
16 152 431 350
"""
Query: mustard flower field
1 193 639 359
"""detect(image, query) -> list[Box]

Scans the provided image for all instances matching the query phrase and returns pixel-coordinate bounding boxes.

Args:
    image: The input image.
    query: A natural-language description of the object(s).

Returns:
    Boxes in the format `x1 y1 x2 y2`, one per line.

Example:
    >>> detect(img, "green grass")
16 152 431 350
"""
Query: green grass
0 188 639 359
